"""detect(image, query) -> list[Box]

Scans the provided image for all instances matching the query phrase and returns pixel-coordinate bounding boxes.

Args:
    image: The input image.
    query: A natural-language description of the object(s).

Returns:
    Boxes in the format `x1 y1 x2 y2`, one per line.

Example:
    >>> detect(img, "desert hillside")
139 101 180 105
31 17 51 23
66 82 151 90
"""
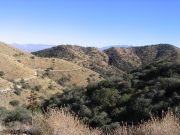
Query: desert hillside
105 47 142 71
33 45 124 77
105 44 180 71
1 43 180 134
42 58 180 133
33 44 180 73
0 42 102 109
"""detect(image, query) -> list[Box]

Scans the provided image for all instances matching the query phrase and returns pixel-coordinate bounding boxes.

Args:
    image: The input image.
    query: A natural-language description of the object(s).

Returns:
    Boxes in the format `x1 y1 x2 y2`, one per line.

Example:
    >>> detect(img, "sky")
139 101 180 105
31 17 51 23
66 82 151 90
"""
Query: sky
0 0 179 47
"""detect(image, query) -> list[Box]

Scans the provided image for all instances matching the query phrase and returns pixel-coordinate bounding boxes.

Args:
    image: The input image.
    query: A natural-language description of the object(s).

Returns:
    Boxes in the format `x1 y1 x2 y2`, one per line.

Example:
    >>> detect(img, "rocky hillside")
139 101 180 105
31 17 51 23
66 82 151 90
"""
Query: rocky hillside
33 44 180 73
105 47 142 71
33 45 124 77
105 44 180 71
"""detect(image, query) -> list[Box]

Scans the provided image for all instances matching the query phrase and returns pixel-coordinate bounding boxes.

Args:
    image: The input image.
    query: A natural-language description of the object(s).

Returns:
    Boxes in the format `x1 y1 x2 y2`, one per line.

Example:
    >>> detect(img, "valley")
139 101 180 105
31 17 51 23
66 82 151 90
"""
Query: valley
1 42 180 134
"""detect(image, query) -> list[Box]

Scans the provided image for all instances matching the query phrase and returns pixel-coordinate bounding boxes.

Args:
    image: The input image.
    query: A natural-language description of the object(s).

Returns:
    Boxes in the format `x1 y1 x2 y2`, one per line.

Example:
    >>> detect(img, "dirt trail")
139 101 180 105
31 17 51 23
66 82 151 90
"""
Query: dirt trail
0 88 14 94
0 67 83 94
35 67 82 72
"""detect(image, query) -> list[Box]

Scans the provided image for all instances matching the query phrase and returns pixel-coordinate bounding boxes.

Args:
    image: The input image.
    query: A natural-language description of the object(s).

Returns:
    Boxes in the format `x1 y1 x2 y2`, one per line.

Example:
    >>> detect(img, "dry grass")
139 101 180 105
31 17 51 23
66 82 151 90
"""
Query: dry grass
32 109 102 135
114 111 180 135
0 109 180 135
0 53 35 80
31 109 180 135
0 123 5 132
0 78 13 90
0 42 102 110
0 42 24 56
48 67 102 87
0 42 102 88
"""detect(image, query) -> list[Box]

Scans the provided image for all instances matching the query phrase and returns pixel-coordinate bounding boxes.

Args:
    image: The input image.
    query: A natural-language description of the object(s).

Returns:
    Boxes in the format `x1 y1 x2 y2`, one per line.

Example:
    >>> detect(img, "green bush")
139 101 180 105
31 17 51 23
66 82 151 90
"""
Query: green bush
0 107 8 120
33 85 42 91
58 75 70 86
3 107 32 125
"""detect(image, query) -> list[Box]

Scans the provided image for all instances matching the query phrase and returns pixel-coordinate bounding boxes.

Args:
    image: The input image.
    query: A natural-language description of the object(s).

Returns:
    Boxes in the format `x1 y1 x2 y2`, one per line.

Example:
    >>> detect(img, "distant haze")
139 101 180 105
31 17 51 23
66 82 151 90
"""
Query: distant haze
11 43 179 52
11 44 135 52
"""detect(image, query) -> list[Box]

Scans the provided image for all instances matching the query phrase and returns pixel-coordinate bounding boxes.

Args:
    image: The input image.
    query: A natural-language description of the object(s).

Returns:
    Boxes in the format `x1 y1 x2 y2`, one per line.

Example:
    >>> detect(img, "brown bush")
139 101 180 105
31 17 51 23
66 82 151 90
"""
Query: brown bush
32 108 102 135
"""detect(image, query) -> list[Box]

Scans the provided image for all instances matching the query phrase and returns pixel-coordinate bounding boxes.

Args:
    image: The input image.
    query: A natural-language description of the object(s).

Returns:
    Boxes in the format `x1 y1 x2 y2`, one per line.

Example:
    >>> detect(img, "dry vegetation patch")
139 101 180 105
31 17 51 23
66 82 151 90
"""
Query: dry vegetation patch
114 111 180 135
30 109 180 135
32 109 102 135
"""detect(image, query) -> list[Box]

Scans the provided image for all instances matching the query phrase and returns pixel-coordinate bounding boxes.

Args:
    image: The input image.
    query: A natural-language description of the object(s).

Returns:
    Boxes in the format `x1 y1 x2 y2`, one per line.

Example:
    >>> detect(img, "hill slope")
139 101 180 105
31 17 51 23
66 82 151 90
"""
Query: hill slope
42 59 180 130
0 43 35 80
105 44 180 71
33 44 180 73
0 42 102 109
33 45 124 77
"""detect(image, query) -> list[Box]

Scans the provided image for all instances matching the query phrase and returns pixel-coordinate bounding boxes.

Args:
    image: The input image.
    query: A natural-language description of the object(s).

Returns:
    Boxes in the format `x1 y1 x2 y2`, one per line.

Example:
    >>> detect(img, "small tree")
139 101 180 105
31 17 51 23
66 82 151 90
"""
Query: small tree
27 90 39 115
27 90 39 127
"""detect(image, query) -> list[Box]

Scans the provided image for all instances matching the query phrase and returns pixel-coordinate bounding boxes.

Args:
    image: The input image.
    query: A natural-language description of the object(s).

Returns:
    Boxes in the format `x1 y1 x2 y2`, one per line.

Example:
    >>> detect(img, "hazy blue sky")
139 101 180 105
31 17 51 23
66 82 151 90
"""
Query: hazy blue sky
0 0 179 47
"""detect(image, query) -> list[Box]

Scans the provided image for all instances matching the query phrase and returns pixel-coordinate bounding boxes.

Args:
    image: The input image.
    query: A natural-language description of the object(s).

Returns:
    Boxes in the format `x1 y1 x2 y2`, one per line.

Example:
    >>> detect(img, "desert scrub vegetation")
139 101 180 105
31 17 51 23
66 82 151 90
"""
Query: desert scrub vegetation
0 107 31 131
58 75 71 86
42 60 180 132
1 107 180 135
9 100 20 107
1 60 180 134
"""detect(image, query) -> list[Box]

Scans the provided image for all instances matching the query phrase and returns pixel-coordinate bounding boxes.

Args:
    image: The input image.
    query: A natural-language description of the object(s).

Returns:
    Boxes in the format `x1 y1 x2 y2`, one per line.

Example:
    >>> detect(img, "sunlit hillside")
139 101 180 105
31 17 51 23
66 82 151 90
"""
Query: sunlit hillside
0 42 102 109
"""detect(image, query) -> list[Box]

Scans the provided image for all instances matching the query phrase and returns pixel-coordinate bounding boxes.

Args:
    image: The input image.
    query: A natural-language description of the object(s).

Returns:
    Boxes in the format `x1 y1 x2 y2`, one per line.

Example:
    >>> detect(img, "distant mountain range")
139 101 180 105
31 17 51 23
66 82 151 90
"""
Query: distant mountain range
10 44 56 52
99 45 132 50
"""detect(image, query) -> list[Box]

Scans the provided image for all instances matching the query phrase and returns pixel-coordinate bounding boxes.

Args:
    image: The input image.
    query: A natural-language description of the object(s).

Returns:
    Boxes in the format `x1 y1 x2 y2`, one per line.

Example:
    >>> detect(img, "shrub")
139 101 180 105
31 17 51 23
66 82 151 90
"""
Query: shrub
20 79 30 89
3 107 32 125
9 100 20 107
14 89 21 95
0 71 4 77
30 56 35 59
33 85 42 91
58 75 70 86
0 107 8 120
